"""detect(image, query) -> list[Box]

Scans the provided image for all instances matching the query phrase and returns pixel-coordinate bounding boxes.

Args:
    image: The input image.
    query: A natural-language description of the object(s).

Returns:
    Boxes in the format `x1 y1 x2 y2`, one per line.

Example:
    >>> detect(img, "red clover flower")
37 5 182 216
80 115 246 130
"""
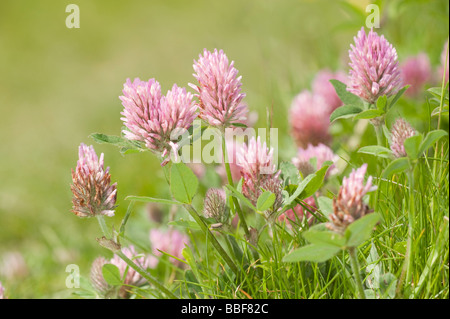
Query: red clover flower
70 143 117 218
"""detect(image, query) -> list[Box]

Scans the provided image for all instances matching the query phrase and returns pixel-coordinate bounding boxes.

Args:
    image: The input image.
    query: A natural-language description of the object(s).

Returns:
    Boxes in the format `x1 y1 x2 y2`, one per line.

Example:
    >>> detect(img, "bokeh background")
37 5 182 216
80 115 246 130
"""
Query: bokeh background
0 0 448 298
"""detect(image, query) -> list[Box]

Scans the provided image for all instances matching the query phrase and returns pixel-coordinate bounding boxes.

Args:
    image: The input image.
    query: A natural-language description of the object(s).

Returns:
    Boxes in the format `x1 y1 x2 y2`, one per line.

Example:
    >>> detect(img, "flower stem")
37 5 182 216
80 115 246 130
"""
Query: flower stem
96 216 178 299
221 136 250 238
405 169 415 285
115 250 178 299
348 247 366 299
97 215 110 238
374 121 384 147
183 203 239 275
396 167 415 297
159 157 238 275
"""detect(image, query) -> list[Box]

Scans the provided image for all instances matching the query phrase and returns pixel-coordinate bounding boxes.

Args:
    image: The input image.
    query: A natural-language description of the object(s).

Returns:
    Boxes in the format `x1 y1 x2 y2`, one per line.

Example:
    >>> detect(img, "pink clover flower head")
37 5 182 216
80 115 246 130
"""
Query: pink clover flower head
278 196 317 228
91 246 155 298
347 27 402 104
190 48 248 128
289 90 331 148
110 246 154 298
401 53 431 97
70 143 117 218
203 188 228 223
90 257 111 297
327 164 377 233
292 143 339 178
120 78 197 166
390 118 416 158
149 229 189 266
237 136 282 210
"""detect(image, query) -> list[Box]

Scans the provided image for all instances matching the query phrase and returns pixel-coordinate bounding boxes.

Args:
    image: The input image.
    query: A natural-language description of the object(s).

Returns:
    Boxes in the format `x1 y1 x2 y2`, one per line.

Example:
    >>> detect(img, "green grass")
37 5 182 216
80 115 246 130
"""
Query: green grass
0 0 448 298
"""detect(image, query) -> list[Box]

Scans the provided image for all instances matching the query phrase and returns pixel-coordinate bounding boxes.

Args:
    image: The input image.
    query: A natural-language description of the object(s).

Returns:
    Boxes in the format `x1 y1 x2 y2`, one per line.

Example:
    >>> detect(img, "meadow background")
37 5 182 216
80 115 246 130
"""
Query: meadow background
0 0 448 298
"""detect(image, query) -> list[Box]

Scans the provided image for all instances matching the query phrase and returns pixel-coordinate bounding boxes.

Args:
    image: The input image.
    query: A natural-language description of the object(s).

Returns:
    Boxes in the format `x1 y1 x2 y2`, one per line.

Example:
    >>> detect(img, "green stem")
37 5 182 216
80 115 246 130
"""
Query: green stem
348 247 366 299
115 250 178 299
96 216 178 299
437 39 448 131
431 42 448 212
183 203 239 275
159 157 238 274
405 168 415 285
221 136 250 238
396 167 415 298
374 121 384 147
97 215 110 238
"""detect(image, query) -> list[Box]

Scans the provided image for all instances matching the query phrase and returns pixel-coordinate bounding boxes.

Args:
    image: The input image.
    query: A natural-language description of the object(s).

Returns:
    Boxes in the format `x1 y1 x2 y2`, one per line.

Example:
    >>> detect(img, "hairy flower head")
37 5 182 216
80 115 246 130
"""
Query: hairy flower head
120 78 197 165
292 143 339 178
327 164 376 233
149 229 189 267
190 48 248 128
390 118 416 158
203 188 228 223
348 27 402 104
401 53 431 97
237 136 282 212
90 246 155 299
70 143 117 217
278 196 317 228
289 90 331 148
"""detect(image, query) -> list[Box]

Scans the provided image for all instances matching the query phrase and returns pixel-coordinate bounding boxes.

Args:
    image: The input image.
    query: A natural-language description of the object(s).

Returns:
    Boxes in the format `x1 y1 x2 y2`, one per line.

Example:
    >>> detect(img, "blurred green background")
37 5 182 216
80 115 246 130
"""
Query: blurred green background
0 0 448 298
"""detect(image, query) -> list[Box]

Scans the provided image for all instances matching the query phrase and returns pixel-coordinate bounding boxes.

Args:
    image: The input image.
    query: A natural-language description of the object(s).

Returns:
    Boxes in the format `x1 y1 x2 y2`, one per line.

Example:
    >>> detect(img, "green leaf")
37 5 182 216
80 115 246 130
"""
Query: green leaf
236 177 243 193
170 162 199 204
381 157 410 178
382 124 392 145
366 243 382 289
302 224 346 248
102 264 122 286
184 269 202 298
230 122 248 128
393 241 407 256
182 246 202 293
376 95 387 111
225 184 257 211
125 196 182 205
284 174 315 207
364 289 377 299
256 191 276 212
279 161 300 186
300 162 332 199
379 273 397 299
317 196 333 217
345 213 380 247
404 134 423 160
283 244 340 263
330 104 363 122
90 133 144 155
418 130 448 155
329 79 364 107
431 105 449 117
353 109 384 121
427 86 449 102
91 133 124 144
168 219 201 231
358 145 393 159
388 85 410 108
227 235 246 263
